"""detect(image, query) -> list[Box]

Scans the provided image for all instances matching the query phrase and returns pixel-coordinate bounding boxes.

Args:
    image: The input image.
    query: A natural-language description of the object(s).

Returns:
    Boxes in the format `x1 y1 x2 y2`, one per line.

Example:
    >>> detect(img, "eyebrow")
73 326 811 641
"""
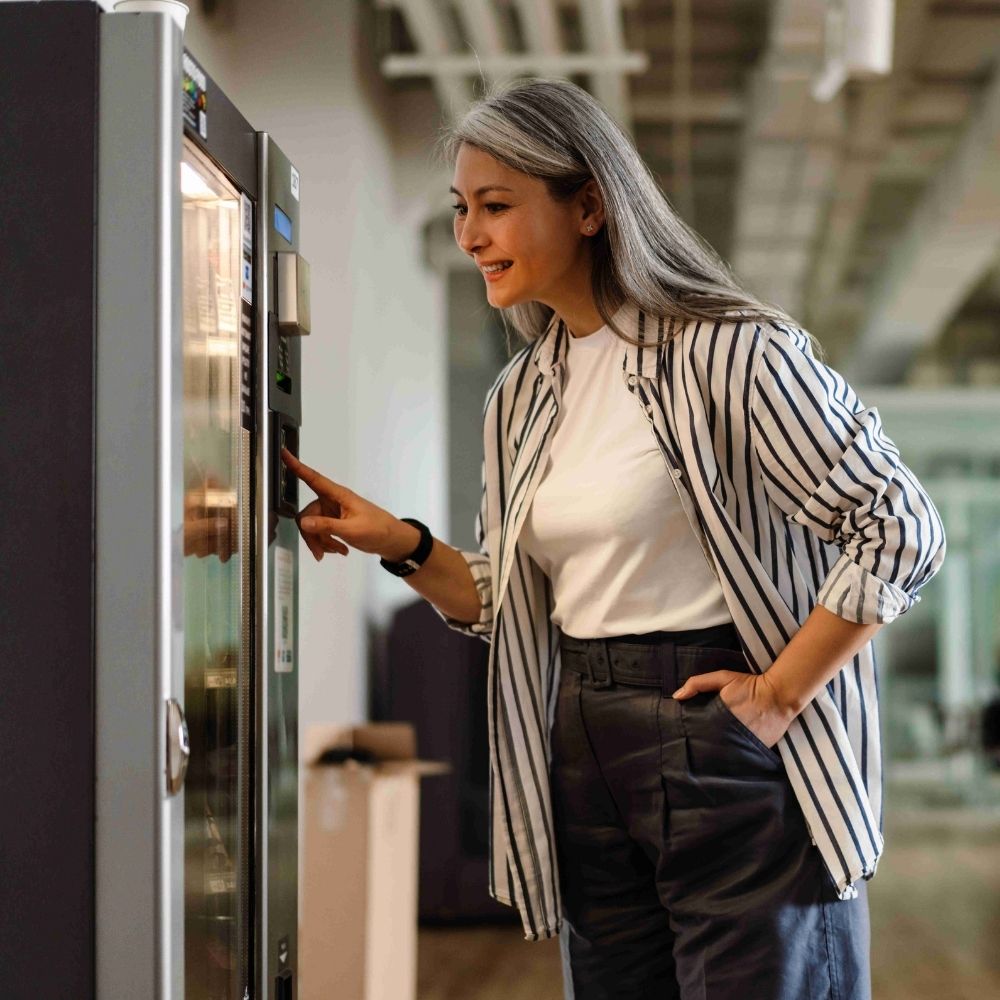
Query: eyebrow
448 184 515 198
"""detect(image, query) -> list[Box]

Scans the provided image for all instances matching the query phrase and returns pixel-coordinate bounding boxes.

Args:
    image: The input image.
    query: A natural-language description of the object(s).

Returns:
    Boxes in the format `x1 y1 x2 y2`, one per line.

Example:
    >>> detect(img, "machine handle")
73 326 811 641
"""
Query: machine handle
165 697 190 796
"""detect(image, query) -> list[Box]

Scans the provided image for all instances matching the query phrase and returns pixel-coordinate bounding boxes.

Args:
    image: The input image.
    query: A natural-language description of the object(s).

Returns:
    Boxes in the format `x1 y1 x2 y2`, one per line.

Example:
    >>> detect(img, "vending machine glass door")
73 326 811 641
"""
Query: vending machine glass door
180 136 254 1000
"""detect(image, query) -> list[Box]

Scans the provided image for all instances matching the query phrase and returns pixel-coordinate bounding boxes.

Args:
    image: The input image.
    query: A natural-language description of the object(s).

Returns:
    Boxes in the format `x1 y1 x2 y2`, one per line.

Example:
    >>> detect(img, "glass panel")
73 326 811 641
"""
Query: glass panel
181 137 251 1000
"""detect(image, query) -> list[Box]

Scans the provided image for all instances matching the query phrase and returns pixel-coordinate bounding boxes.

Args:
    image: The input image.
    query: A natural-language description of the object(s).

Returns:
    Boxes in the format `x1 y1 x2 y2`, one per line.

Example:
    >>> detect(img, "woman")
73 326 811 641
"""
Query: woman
283 78 946 999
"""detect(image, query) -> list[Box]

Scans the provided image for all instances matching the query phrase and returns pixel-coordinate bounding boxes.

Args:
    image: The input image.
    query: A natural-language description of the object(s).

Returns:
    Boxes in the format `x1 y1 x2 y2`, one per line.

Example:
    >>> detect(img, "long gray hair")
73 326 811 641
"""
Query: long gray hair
437 77 820 357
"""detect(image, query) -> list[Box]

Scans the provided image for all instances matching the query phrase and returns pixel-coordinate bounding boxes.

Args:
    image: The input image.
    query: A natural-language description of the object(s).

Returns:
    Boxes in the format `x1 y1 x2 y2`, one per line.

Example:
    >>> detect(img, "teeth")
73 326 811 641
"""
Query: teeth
483 261 512 273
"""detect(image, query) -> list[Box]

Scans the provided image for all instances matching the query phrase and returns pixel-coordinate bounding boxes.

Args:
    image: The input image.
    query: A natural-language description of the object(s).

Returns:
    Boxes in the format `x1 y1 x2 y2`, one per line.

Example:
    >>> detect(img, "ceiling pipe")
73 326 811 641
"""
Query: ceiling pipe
813 0 895 102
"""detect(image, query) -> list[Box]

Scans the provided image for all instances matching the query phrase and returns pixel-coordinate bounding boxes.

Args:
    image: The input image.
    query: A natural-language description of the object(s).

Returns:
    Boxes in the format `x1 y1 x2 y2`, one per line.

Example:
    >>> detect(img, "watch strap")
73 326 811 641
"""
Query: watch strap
379 518 433 577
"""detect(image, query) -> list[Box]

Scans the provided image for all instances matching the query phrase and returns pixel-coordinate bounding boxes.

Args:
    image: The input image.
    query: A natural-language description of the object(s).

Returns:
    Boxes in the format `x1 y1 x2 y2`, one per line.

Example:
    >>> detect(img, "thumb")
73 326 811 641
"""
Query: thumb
300 515 348 536
671 669 736 700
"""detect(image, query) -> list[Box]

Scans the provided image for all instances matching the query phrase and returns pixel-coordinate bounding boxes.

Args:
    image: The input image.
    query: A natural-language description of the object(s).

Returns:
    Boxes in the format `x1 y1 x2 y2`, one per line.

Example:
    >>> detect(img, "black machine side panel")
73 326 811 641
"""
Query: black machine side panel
0 3 99 997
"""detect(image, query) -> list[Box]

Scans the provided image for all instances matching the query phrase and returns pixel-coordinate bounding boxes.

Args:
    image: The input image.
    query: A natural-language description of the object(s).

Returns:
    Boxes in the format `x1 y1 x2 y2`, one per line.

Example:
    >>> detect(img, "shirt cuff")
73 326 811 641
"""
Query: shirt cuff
432 549 493 641
815 552 920 625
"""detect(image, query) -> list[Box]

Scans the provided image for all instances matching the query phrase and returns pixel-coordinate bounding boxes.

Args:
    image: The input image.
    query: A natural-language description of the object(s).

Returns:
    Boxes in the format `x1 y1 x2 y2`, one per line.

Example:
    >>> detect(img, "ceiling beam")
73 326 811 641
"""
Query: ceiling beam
458 0 508 88
393 0 473 120
729 0 843 320
668 0 695 222
632 91 745 125
578 0 633 132
382 50 647 77
805 0 933 347
512 0 562 56
843 53 1000 383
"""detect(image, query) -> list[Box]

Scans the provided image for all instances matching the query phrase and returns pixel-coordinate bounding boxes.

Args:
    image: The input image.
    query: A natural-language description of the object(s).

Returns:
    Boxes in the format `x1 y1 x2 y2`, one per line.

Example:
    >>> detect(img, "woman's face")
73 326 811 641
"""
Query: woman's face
450 143 602 312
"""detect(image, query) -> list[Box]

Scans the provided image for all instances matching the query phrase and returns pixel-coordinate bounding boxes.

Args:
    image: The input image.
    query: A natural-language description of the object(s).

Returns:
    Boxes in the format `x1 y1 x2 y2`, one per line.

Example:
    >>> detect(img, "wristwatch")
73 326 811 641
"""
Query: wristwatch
379 517 434 577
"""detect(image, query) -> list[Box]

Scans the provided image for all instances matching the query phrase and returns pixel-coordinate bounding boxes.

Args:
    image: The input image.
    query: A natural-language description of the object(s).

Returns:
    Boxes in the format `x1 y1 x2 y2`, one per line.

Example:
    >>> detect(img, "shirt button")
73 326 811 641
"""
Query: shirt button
644 404 653 415
672 468 683 478
627 374 637 386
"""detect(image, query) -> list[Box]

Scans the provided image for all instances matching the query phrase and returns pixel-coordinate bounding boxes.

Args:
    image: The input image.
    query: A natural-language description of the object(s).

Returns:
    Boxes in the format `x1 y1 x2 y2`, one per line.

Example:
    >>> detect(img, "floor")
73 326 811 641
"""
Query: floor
416 803 1000 1000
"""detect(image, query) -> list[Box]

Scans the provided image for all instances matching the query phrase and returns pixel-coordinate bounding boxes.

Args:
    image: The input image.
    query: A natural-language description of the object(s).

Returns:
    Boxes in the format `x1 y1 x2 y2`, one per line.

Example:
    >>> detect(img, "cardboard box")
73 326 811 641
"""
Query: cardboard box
300 722 451 1000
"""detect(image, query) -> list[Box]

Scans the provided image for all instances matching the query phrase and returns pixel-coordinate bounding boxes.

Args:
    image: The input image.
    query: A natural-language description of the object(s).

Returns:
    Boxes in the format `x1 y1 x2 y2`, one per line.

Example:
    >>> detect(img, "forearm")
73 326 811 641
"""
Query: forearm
765 604 884 716
383 519 483 626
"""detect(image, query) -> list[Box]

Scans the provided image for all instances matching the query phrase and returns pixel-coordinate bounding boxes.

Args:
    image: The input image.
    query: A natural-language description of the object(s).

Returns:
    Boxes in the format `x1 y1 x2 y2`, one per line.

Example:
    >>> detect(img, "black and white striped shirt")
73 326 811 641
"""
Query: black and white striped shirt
435 302 946 941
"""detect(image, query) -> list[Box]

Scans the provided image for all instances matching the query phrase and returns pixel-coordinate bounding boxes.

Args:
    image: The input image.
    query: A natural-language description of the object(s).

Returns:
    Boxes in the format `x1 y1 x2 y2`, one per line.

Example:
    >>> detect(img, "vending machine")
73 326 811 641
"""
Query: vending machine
0 4 307 998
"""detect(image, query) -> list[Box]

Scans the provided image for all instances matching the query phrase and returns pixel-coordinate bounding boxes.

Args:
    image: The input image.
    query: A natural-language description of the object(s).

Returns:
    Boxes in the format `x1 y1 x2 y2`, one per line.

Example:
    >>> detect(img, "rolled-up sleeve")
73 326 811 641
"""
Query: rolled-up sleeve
750 323 946 625
433 457 494 642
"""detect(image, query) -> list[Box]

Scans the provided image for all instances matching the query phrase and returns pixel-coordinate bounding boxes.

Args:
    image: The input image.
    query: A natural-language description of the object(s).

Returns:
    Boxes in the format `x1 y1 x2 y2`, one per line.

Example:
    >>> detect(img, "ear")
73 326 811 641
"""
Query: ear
578 178 605 236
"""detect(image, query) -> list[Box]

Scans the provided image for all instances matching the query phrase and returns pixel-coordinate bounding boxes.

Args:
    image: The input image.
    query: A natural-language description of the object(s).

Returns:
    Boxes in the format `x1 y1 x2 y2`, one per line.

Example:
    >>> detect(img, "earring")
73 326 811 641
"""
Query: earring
586 224 595 233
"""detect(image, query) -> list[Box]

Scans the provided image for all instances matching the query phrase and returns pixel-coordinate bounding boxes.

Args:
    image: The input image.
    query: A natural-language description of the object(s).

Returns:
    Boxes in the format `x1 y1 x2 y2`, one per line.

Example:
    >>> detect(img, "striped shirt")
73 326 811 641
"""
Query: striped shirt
434 302 947 942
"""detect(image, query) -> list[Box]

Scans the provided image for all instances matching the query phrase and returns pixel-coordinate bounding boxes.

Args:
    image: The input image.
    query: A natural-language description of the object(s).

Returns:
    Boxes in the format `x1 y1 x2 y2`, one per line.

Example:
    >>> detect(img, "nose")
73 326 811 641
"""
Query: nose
456 213 487 257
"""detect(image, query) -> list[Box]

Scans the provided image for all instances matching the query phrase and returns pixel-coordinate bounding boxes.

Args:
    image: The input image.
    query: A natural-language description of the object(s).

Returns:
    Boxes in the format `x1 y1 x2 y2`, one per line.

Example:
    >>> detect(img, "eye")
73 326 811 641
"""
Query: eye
451 202 509 217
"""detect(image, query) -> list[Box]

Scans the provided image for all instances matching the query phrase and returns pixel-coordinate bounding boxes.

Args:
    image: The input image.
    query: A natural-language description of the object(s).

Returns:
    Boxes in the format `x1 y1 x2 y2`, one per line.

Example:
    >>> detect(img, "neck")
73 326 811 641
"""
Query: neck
561 306 606 339
544 290 605 339
538 245 607 338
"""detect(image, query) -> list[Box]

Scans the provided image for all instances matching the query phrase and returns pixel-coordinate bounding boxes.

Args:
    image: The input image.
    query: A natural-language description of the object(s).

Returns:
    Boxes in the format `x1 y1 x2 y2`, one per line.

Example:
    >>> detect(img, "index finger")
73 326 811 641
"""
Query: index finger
671 669 737 699
281 448 346 499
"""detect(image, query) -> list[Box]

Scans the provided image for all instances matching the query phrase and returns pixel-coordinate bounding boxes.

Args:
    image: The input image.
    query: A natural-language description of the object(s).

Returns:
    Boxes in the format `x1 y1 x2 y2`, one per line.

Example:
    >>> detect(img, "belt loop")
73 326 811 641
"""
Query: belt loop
588 639 614 689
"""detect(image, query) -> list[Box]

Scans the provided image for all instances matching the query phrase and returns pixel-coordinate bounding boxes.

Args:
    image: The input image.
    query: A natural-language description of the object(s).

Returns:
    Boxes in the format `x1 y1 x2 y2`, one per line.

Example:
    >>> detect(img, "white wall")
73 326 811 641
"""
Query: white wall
180 0 451 731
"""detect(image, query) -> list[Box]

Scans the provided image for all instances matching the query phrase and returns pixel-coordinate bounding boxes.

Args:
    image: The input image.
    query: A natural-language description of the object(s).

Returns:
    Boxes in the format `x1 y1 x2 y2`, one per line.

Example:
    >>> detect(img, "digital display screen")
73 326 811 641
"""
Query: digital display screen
274 204 293 243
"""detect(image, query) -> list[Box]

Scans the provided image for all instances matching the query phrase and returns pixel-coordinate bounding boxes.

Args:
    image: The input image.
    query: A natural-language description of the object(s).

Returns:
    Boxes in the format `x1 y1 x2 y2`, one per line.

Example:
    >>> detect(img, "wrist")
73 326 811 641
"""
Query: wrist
381 519 422 562
762 668 806 720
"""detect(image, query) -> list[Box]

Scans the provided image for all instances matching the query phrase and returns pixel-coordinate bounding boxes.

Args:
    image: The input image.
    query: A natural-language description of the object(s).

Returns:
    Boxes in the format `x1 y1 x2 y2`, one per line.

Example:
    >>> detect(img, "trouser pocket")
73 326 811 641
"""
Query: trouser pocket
711 690 784 763
674 644 786 776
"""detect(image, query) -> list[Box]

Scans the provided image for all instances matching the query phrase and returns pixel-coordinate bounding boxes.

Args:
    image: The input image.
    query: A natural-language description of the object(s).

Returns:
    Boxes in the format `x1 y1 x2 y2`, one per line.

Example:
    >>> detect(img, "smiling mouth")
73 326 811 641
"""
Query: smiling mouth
482 261 513 274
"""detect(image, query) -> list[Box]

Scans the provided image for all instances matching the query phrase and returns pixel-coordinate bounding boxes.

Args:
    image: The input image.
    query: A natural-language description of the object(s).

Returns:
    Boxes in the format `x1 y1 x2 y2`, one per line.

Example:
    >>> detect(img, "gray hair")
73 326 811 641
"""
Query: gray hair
437 77 821 357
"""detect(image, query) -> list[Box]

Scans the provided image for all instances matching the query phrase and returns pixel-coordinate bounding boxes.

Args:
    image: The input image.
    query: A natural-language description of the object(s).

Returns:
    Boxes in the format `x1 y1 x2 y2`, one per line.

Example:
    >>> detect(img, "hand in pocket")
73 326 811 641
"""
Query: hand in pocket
672 669 795 750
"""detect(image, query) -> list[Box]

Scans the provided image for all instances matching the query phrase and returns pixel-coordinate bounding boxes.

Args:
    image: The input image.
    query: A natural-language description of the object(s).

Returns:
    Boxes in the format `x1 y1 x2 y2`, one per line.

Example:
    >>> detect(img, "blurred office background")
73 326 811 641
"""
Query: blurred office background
174 1 1000 997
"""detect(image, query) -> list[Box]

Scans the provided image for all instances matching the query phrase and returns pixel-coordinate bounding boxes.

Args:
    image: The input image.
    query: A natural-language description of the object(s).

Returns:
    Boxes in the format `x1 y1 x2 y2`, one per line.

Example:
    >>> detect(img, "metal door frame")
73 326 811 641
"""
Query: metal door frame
95 11 185 999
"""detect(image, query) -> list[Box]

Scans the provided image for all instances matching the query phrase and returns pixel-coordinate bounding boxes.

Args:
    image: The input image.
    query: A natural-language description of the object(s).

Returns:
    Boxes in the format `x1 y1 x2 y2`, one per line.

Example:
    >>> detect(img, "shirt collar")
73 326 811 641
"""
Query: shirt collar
531 300 664 380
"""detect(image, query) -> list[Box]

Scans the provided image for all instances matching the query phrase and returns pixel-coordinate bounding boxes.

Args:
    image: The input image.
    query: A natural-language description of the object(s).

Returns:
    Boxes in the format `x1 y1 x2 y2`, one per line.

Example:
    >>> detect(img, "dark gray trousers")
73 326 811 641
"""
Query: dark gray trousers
551 621 871 1000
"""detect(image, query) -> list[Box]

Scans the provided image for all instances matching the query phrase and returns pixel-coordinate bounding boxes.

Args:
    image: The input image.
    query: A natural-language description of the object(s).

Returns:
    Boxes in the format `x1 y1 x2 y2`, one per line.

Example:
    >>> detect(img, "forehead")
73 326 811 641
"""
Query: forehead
450 144 523 192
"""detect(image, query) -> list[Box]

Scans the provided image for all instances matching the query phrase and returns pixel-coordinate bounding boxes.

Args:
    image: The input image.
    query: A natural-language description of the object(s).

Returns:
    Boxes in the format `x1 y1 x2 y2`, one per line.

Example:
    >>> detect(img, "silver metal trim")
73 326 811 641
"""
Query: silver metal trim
254 131 302 997
255 131 301 998
254 129 272 997
96 11 184 1000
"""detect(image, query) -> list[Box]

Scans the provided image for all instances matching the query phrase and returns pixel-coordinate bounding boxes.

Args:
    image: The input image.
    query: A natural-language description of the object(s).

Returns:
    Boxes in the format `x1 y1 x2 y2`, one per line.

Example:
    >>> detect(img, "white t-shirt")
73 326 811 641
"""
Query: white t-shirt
519 314 732 639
